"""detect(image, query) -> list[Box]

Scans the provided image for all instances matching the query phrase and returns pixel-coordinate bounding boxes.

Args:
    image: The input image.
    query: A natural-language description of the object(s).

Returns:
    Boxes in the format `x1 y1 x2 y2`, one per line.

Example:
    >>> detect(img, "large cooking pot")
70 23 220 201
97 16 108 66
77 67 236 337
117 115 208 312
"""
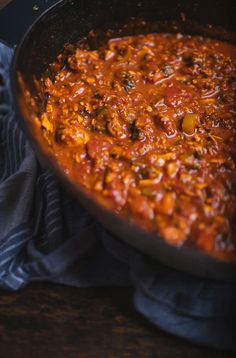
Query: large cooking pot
0 0 236 281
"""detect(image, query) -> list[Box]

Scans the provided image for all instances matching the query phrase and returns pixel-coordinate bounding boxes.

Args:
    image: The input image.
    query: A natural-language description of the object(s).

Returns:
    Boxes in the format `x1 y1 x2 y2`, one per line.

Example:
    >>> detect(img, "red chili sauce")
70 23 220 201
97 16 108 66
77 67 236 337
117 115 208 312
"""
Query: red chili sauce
38 33 236 261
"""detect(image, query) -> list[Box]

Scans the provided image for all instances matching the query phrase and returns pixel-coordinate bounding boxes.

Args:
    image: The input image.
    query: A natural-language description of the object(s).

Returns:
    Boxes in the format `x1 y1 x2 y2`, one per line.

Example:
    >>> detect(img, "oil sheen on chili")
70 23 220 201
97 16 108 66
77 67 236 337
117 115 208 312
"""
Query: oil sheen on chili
38 33 236 261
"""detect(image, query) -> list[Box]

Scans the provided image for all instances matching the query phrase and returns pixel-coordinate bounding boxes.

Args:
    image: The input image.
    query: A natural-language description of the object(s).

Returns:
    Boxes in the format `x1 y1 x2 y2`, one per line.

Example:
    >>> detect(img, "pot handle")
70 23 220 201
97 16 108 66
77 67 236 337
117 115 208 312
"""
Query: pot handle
0 0 61 48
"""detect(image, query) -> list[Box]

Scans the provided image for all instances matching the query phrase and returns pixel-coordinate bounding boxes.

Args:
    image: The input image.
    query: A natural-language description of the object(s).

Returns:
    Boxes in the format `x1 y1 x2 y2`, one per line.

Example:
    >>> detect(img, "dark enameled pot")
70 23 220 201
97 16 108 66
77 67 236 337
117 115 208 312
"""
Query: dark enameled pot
0 0 236 281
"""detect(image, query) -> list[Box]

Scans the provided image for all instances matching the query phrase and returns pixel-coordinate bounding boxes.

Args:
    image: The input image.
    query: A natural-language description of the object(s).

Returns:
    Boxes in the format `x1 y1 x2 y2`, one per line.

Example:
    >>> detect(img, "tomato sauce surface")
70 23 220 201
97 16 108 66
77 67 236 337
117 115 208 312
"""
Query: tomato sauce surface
38 33 236 261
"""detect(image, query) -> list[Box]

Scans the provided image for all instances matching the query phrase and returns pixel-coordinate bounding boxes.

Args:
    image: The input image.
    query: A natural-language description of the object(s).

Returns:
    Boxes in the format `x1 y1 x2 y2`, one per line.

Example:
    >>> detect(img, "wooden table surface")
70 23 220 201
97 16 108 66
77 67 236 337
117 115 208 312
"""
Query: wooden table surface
0 283 232 357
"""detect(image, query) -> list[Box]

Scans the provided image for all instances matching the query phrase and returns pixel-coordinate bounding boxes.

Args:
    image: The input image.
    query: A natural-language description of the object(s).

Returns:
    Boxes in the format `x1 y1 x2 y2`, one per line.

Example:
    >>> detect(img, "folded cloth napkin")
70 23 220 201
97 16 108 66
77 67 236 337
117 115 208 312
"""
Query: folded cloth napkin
0 43 236 351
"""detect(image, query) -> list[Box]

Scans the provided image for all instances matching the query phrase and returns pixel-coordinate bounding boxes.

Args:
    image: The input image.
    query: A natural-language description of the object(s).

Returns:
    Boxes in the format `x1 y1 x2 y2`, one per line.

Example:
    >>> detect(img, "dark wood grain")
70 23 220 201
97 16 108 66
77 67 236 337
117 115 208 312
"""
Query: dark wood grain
0 284 232 357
